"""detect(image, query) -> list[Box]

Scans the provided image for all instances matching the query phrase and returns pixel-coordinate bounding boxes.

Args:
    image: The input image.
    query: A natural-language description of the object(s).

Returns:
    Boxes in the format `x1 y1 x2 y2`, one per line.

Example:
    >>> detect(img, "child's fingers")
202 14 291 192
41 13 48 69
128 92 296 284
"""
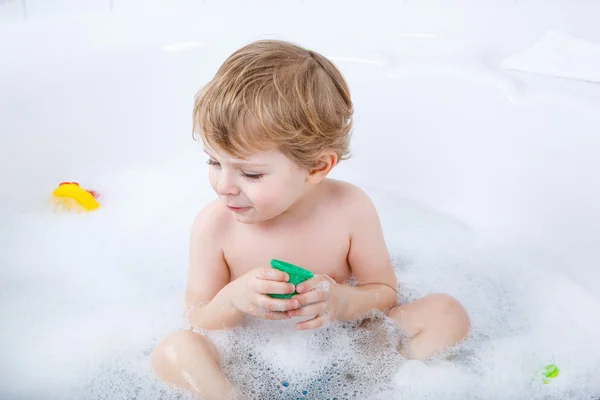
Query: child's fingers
292 288 329 306
295 315 329 330
296 274 332 294
287 302 327 317
255 294 300 312
253 279 295 295
252 307 292 321
255 267 289 282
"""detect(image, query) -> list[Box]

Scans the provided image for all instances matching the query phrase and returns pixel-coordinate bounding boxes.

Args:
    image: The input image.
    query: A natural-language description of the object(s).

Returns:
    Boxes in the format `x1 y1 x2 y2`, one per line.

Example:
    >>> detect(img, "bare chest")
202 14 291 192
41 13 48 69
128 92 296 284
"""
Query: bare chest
223 220 351 283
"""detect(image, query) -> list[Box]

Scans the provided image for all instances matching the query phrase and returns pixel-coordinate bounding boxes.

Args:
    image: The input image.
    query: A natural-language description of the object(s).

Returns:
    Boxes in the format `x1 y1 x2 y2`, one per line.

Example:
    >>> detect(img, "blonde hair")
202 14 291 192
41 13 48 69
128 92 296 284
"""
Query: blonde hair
192 39 353 169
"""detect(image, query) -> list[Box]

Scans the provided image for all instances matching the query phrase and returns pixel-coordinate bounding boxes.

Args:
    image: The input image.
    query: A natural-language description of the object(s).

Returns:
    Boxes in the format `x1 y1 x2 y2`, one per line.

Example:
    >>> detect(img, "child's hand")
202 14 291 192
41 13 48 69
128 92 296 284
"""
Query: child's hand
229 267 300 320
287 274 340 330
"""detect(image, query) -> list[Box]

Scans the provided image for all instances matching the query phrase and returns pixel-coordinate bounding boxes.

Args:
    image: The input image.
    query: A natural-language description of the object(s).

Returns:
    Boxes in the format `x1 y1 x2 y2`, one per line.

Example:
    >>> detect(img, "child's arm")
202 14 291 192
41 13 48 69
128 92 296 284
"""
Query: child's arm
185 202 244 330
185 202 299 331
290 187 398 329
336 188 398 321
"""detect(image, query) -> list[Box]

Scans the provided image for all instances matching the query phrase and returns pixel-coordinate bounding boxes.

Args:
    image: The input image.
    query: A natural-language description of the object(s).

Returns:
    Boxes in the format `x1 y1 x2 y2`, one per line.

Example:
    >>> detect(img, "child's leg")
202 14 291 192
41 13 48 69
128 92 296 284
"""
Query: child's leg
151 330 232 400
387 293 470 360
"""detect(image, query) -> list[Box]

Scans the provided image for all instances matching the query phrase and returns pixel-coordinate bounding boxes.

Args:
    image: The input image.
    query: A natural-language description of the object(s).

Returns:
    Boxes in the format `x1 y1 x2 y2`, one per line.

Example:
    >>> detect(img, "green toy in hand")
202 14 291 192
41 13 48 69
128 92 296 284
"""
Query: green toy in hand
268 259 314 299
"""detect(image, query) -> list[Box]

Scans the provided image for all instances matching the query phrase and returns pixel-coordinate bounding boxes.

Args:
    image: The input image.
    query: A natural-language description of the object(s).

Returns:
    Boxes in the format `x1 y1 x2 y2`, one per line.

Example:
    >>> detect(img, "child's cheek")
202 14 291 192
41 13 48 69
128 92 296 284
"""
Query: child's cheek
208 171 218 193
250 183 287 211
249 187 276 209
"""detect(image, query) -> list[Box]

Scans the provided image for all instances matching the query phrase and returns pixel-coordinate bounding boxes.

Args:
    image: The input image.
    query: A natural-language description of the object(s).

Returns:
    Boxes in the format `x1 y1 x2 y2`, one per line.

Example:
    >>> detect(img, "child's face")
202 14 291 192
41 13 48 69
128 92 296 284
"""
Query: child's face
204 146 311 224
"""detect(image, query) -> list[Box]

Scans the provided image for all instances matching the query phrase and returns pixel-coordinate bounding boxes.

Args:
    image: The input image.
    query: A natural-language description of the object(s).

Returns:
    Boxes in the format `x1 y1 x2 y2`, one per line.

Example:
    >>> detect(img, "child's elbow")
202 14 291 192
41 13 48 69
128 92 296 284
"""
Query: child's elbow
376 283 399 311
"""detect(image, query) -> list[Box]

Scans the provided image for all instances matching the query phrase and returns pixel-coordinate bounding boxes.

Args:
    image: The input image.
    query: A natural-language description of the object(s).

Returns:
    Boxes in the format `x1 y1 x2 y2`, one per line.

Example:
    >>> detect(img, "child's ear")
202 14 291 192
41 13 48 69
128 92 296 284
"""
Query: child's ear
307 150 338 184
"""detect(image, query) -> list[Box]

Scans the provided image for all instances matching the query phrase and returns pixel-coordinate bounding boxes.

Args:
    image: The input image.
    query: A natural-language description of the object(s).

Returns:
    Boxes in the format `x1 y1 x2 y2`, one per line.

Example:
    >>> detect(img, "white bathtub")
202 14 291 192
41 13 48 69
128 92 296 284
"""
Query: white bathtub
2 1 600 399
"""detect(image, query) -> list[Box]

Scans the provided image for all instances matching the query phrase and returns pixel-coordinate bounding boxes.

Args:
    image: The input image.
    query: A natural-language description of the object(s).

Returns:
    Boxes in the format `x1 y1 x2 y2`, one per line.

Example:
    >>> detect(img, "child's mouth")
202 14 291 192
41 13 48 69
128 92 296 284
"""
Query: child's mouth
226 205 251 213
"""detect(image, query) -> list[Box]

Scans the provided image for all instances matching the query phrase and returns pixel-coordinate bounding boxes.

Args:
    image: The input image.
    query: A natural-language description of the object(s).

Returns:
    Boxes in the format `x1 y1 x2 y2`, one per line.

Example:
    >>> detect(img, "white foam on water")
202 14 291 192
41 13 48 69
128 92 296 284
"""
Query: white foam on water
205 314 403 399
2 156 600 400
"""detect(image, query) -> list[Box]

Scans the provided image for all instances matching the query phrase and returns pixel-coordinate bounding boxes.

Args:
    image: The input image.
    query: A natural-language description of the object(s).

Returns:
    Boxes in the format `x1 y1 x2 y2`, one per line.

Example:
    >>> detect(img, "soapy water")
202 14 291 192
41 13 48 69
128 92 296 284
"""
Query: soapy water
2 157 600 400
204 314 407 399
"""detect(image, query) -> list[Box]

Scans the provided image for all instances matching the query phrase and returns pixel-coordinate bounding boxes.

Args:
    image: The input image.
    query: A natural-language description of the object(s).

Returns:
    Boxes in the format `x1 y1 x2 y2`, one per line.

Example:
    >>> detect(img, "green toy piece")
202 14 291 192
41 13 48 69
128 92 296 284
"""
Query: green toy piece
268 259 314 299
543 364 560 384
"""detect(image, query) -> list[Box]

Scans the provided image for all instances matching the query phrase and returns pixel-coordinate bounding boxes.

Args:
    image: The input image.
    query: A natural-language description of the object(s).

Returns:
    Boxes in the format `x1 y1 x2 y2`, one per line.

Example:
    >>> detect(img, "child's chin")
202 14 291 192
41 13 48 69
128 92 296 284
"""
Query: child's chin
234 216 254 224
233 211 275 225
233 212 259 224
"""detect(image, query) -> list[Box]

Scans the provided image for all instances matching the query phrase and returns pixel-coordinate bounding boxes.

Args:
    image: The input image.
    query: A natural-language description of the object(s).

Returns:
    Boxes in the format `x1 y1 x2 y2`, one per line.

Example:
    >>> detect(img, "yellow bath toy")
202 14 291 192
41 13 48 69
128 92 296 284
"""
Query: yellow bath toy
52 182 100 212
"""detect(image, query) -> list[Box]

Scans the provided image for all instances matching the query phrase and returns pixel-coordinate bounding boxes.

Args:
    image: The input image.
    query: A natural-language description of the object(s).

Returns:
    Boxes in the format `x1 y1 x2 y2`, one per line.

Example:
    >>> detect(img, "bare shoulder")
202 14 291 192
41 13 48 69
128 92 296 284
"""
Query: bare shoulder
323 179 376 211
321 179 381 235
191 199 233 240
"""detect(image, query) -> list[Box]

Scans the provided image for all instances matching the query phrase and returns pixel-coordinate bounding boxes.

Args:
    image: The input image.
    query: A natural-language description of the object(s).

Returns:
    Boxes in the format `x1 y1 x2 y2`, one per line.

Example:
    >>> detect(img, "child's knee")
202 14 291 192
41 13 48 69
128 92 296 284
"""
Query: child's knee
430 293 470 338
388 293 470 340
151 330 188 377
151 330 219 378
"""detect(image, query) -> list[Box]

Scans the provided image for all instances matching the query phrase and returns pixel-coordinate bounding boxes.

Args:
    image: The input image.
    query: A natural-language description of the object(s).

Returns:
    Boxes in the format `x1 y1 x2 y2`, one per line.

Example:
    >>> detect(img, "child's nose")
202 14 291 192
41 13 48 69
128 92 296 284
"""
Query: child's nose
216 176 240 196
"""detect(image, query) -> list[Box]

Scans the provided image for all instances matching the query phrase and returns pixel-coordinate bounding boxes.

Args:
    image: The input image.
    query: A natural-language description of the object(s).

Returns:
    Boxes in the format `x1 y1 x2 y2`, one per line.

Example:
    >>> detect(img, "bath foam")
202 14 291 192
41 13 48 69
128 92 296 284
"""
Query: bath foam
207 314 405 399
4 164 600 400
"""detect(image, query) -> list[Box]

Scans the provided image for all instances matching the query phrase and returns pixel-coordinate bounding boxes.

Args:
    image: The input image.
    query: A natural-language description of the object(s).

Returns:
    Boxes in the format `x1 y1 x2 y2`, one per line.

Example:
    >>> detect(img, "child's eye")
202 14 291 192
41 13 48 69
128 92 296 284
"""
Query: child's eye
207 159 221 167
242 172 263 180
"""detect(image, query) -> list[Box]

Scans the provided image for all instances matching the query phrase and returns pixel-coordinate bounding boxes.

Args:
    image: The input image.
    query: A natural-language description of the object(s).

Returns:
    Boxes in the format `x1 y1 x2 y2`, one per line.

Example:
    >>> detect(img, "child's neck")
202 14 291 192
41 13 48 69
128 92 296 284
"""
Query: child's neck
257 179 327 229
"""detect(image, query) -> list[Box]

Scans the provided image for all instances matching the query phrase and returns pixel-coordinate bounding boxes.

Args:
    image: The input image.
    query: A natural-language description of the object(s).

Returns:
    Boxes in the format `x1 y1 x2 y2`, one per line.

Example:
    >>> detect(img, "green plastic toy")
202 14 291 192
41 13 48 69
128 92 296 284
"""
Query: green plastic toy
543 364 560 384
268 259 314 299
